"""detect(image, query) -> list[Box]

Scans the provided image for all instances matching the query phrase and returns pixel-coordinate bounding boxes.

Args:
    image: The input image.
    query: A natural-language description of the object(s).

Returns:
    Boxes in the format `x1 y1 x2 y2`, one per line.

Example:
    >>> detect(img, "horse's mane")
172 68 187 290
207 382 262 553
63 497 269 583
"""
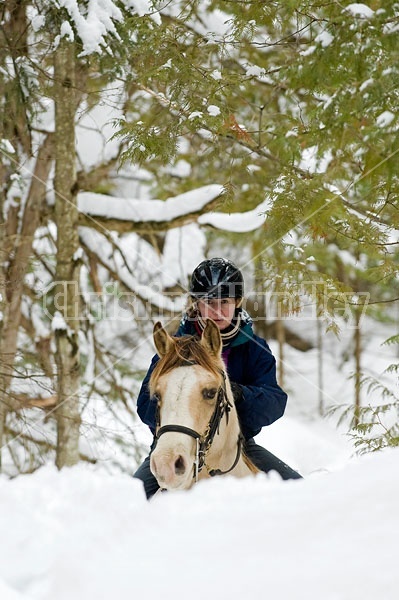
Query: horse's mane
150 335 222 393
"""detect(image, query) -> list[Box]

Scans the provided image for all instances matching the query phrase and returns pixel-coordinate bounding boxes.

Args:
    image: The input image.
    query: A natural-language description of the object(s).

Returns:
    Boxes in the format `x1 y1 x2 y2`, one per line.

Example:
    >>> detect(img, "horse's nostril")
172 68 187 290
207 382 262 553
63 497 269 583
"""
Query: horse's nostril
174 455 186 476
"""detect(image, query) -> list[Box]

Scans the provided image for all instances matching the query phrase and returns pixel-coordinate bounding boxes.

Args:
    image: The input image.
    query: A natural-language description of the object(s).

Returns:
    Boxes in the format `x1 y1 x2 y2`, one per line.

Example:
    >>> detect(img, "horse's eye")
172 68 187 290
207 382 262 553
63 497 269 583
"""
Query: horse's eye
152 392 161 402
202 388 217 400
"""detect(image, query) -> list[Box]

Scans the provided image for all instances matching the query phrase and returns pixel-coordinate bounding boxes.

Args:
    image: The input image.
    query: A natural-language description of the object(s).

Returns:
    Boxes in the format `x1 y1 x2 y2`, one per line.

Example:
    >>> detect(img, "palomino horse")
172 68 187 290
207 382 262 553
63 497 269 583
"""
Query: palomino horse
149 319 258 491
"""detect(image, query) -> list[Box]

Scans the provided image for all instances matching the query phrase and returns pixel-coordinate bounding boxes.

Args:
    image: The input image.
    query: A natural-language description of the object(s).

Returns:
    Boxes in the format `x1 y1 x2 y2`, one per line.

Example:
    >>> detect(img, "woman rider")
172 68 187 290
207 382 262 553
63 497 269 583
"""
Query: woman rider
134 257 302 498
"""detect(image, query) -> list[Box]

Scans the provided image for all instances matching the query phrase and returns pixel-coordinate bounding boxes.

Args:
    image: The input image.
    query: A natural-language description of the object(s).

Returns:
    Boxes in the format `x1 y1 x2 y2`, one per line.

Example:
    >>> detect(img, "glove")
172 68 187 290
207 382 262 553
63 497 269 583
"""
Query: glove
230 381 244 406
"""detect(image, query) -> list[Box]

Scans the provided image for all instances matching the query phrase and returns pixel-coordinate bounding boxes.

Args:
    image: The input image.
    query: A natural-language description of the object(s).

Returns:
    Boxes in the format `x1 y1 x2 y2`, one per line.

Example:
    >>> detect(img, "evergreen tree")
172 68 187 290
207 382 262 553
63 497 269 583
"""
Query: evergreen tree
116 0 399 434
1 0 398 474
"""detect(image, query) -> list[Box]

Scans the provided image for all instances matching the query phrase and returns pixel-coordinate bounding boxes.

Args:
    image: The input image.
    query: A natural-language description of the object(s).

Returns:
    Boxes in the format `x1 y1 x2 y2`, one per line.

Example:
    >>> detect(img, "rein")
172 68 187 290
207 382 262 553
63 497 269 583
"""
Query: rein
154 368 243 482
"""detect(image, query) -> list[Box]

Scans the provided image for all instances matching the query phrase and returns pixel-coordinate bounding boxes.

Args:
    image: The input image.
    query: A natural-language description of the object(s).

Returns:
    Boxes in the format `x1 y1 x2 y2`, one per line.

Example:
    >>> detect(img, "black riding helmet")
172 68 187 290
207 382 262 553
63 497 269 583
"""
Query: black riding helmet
189 258 244 299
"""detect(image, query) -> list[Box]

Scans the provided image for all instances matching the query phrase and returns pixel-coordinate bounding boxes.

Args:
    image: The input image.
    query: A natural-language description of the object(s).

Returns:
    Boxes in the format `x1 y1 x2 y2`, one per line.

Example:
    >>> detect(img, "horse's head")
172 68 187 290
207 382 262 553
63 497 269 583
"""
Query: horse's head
149 319 238 491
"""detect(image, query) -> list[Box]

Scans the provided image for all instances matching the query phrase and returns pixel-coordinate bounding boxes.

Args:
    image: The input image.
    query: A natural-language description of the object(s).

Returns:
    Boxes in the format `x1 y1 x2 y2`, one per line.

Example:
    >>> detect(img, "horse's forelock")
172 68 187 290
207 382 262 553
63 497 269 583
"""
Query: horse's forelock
150 335 222 393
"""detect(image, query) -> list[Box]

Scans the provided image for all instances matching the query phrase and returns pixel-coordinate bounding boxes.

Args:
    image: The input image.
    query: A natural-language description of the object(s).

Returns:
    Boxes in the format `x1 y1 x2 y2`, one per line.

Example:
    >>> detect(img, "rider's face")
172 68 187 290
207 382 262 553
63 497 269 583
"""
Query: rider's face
197 298 237 331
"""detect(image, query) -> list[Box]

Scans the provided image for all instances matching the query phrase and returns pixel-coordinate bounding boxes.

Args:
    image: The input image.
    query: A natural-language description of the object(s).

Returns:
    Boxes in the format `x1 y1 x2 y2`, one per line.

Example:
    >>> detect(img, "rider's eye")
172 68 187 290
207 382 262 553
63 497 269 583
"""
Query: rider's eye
202 388 217 400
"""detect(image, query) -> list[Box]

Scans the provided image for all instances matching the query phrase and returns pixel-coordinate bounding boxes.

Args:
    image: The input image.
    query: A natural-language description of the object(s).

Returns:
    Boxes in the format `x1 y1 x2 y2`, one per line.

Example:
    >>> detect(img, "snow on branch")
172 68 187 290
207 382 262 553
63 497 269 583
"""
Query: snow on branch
79 227 185 314
76 184 225 233
56 0 160 55
198 198 269 232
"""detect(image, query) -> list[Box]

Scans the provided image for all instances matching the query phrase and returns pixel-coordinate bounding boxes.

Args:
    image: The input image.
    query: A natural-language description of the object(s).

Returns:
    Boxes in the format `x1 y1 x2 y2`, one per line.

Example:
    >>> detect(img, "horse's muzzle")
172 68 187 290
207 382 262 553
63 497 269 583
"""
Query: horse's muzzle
150 449 191 489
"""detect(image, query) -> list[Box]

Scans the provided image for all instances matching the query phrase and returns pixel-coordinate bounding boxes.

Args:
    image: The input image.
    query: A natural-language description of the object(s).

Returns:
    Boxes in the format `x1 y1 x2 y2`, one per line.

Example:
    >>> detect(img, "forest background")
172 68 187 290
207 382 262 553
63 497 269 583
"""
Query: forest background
0 0 398 476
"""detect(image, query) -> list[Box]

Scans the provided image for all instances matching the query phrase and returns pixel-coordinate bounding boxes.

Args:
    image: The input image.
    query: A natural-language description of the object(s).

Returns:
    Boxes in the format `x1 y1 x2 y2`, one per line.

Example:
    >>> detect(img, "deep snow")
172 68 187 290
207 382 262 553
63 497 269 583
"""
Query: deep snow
0 415 397 600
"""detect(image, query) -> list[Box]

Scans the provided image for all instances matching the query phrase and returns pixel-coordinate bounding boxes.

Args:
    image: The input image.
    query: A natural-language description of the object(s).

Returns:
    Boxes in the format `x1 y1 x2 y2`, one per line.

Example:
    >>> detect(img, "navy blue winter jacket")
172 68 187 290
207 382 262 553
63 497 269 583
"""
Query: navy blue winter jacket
136 312 287 440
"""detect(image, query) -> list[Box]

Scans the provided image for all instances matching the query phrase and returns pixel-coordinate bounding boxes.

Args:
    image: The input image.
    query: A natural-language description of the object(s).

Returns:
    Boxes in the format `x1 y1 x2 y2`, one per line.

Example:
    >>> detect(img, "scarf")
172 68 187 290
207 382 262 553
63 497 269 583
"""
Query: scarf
195 309 242 346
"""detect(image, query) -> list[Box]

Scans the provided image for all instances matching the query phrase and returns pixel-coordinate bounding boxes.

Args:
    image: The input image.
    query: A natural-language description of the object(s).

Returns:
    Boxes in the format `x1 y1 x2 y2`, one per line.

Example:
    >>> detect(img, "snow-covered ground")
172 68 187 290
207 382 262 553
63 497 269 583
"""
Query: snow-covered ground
0 445 397 600
1 318 397 600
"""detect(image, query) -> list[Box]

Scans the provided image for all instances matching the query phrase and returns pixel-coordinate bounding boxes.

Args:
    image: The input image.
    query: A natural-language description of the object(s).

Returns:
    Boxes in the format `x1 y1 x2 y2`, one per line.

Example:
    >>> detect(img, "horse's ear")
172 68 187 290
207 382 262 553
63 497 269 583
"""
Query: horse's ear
201 319 222 357
153 322 174 357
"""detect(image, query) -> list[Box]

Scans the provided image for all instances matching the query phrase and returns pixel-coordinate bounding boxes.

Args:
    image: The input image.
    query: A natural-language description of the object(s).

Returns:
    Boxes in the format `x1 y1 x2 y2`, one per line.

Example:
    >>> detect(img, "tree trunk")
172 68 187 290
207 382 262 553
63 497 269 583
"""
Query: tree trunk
0 0 32 469
276 317 285 388
317 317 324 416
353 310 362 427
0 134 53 469
54 38 81 469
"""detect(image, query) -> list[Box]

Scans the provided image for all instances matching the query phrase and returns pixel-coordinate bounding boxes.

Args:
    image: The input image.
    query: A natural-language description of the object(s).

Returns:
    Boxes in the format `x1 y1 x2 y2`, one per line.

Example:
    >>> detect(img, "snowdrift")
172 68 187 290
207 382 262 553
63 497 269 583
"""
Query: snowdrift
0 447 397 600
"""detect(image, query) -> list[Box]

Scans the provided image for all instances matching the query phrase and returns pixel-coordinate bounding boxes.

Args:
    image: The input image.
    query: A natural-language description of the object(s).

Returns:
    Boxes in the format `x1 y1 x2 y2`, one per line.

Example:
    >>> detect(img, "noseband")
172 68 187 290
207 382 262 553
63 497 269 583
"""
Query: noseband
154 366 243 482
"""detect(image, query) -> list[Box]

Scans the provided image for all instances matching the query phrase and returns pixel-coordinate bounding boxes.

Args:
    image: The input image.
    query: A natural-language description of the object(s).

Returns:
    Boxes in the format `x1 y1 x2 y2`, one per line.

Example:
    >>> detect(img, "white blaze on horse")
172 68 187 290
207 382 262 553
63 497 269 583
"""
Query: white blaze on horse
149 319 258 492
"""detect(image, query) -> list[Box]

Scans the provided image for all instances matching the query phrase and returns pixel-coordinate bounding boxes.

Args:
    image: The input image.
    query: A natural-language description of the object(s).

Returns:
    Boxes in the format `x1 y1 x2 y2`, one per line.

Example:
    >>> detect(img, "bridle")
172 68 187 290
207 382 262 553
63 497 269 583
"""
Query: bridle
153 365 244 483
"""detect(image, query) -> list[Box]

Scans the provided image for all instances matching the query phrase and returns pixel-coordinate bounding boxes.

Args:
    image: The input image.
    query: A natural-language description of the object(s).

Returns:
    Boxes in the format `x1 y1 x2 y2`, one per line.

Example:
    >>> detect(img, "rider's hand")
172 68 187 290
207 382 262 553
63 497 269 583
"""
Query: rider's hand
230 382 244 405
